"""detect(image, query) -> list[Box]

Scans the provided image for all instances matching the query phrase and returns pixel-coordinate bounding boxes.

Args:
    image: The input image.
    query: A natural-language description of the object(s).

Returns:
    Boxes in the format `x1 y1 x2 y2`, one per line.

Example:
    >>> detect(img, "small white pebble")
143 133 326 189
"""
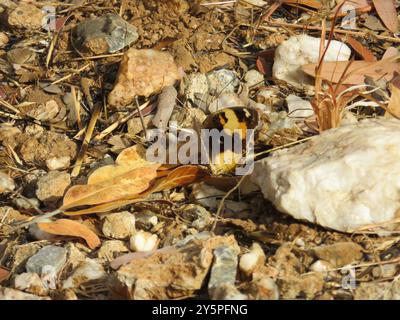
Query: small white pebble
310 260 331 273
46 156 71 171
239 243 265 276
129 230 158 252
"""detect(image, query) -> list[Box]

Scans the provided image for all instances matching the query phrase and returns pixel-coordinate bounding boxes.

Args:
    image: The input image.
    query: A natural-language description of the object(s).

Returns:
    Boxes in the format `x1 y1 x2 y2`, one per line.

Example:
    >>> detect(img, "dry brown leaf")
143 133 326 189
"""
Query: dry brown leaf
64 165 204 216
62 145 160 210
372 0 398 32
302 60 400 84
387 85 400 118
0 268 10 284
342 36 376 61
37 219 101 249
283 0 322 9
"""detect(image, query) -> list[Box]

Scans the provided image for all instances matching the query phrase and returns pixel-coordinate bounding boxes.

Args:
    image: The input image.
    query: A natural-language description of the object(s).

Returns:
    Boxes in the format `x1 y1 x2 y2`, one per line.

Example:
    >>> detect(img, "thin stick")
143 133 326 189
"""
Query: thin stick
93 100 151 142
266 21 400 43
211 175 246 232
135 96 148 142
71 79 101 177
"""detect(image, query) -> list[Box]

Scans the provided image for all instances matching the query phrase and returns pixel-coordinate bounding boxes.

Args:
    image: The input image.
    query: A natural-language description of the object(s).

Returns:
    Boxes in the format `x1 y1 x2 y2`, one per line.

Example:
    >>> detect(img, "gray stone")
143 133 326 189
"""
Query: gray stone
208 245 239 296
26 245 67 275
72 14 139 55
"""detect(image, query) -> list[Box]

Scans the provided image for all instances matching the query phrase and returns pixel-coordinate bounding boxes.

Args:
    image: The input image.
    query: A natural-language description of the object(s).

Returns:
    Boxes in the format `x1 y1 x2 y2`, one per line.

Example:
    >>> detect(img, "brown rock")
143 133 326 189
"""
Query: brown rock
108 48 181 108
14 272 48 296
311 242 363 268
101 211 136 240
109 235 238 299
0 287 50 300
7 4 45 30
0 32 8 48
19 131 77 166
36 171 71 203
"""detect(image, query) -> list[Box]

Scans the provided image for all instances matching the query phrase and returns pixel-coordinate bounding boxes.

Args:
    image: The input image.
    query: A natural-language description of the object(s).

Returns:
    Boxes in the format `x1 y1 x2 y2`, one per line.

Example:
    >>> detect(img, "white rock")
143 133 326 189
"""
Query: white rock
183 72 209 102
239 243 265 276
46 156 71 171
14 272 48 296
191 182 226 210
251 119 400 232
207 69 239 96
62 258 105 289
273 34 351 88
286 94 314 119
129 230 158 252
0 171 15 193
244 70 264 88
208 92 245 113
309 260 331 273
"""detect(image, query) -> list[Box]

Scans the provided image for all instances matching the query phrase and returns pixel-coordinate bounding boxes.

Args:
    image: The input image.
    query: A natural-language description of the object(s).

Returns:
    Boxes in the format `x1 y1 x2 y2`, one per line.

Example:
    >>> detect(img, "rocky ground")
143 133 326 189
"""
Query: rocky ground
0 0 400 300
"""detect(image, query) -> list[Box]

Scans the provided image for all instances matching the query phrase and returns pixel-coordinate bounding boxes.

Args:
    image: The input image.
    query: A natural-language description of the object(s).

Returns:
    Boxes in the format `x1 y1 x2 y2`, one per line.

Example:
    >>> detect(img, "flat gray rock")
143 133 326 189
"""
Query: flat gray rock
25 245 67 275
72 14 138 55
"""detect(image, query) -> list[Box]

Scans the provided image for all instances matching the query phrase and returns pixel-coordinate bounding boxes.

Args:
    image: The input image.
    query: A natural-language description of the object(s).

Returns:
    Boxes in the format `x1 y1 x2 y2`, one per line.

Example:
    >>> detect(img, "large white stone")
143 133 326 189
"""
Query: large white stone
250 119 400 233
272 34 351 88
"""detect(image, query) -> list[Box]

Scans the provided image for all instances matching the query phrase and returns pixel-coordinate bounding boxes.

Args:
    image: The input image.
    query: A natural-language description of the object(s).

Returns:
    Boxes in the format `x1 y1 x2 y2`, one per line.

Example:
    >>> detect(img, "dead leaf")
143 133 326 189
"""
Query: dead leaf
341 36 376 61
256 49 275 77
62 145 160 210
372 0 398 32
64 165 205 216
302 59 400 84
0 268 10 284
387 85 400 118
37 219 101 249
152 86 177 130
283 0 322 9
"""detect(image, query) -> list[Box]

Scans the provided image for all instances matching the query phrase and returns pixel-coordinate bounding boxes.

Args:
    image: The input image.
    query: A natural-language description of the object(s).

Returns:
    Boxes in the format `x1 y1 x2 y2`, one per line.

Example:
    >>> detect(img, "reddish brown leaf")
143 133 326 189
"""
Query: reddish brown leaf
372 0 399 32
342 36 376 61
37 219 101 249
302 60 400 84
283 0 322 9
0 268 10 284
256 49 275 77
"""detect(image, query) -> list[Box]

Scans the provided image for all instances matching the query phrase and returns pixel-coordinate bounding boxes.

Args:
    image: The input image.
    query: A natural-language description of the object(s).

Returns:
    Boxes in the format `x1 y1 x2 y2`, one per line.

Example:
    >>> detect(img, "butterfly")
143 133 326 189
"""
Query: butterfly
201 107 260 175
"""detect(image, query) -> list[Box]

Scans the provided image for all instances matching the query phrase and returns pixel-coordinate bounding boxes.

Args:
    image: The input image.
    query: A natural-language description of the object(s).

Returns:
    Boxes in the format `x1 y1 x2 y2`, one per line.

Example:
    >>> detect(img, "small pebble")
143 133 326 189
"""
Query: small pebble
130 230 158 252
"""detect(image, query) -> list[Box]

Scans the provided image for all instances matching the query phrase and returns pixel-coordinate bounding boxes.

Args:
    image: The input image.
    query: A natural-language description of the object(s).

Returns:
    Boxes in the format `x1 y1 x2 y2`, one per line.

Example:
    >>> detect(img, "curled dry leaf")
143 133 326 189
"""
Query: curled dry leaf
64 165 205 216
37 219 101 249
61 145 160 210
341 36 376 61
372 0 398 33
302 59 400 85
0 267 10 284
